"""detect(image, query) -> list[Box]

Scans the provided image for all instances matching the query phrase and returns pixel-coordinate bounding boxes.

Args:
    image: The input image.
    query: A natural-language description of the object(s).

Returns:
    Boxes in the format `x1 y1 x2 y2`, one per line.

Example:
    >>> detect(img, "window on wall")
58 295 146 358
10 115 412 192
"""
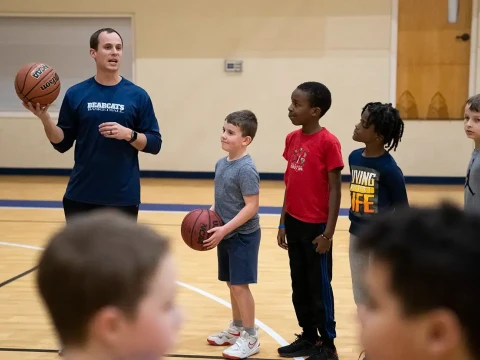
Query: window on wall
0 16 133 115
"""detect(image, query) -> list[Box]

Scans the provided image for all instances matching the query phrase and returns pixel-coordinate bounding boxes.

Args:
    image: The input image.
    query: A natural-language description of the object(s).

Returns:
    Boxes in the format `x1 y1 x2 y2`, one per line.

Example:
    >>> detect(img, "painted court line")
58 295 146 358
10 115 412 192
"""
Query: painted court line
0 266 38 289
0 206 284 217
0 240 302 360
0 199 351 217
0 241 43 251
0 206 349 218
0 347 279 360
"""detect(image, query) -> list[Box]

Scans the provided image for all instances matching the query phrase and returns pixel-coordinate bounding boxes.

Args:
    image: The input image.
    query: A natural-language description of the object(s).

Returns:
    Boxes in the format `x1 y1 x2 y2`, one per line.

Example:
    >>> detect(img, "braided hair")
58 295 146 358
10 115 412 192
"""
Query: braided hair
361 102 404 152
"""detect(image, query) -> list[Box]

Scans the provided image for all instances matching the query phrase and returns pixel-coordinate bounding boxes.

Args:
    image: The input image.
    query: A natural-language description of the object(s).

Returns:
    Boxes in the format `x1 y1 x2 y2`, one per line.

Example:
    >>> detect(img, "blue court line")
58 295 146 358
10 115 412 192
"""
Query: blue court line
0 199 351 216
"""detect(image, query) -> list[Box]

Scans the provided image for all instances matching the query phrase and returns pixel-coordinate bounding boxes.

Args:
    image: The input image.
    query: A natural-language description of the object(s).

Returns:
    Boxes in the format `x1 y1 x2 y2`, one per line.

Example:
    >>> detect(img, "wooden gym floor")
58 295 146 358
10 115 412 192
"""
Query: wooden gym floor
0 175 464 360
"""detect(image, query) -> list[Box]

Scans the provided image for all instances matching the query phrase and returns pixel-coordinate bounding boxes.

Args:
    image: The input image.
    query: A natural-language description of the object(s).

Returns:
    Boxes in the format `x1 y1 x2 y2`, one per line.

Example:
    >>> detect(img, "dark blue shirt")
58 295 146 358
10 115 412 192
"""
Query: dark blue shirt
348 148 408 235
52 77 162 206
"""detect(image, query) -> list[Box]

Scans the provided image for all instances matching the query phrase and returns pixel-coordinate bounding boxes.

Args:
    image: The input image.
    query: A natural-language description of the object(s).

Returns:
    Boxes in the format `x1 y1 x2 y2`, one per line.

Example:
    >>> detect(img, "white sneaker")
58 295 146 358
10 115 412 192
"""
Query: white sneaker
207 322 242 346
222 330 260 359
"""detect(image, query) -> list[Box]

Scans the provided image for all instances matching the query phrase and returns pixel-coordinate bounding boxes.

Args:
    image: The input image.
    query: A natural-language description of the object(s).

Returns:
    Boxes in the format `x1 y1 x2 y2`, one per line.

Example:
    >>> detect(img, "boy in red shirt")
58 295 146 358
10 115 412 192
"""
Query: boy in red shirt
277 82 344 360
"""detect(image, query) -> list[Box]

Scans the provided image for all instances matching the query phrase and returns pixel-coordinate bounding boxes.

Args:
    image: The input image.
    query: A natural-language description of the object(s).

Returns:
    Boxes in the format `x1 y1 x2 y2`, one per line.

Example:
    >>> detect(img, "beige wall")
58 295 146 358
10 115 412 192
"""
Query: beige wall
0 0 475 177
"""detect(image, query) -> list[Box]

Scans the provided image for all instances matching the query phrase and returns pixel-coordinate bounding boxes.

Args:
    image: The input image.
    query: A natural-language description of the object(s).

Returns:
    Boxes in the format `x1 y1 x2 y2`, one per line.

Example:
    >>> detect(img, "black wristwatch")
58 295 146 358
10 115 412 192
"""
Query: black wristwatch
128 130 138 143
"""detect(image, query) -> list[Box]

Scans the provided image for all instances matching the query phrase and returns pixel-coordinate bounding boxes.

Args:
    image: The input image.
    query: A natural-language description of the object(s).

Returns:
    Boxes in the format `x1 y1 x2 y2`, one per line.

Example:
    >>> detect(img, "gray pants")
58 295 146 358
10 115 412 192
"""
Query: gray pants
349 233 369 305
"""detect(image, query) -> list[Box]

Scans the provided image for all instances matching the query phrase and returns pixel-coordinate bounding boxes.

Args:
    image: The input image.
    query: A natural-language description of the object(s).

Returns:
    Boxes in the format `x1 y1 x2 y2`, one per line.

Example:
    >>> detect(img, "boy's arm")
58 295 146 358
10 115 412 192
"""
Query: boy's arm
278 134 290 249
313 138 344 253
204 164 260 249
279 191 286 227
323 167 342 239
221 194 259 234
277 190 288 250
203 194 259 250
386 166 409 209
324 138 344 238
279 131 291 228
210 162 218 212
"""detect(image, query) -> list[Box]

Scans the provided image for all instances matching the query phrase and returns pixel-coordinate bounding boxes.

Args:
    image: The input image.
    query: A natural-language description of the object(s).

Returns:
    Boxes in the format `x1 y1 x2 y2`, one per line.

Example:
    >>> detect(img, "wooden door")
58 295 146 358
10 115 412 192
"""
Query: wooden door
396 0 472 120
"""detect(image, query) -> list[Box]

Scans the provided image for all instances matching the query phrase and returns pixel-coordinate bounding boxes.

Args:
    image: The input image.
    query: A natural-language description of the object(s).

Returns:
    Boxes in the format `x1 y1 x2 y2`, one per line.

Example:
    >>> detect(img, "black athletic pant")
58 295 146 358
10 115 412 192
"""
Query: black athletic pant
285 212 336 342
62 197 139 223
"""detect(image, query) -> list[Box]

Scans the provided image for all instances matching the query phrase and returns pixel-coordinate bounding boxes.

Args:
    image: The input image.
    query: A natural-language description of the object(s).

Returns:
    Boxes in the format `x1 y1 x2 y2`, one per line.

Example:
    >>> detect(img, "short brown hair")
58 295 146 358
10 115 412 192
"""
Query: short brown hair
90 28 123 50
36 209 170 347
225 110 258 140
467 94 480 112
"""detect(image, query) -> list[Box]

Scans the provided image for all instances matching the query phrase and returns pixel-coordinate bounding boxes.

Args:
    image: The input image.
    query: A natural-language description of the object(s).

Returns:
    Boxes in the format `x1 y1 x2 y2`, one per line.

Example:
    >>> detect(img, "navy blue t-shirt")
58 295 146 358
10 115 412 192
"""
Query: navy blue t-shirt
52 77 162 206
348 148 408 235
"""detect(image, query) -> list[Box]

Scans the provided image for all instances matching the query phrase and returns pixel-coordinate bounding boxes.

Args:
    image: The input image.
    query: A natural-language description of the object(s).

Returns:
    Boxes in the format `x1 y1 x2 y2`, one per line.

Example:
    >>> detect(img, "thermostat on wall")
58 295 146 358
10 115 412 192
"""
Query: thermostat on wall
224 60 243 72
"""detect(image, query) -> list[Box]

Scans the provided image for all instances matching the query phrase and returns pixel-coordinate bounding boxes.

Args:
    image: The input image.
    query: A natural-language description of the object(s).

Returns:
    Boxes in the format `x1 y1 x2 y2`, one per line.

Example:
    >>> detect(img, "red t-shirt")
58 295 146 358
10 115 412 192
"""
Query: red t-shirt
283 127 344 223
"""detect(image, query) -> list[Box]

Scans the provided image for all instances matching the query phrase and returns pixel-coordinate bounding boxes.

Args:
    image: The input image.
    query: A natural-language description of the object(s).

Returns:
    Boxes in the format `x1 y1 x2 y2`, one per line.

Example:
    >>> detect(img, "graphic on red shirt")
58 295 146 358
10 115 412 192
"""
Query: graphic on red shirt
283 128 344 224
290 147 307 171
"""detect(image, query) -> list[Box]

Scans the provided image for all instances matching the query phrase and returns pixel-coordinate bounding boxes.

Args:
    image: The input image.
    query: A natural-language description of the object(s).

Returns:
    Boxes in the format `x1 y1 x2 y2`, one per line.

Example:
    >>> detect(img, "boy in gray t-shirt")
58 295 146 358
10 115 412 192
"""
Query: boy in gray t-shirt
465 149 480 213
202 110 261 360
464 95 480 214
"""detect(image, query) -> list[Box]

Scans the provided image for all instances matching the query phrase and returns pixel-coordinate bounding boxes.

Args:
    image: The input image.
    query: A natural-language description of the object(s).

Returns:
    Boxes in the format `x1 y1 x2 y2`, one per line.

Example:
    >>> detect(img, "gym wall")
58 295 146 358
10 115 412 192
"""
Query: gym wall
0 0 476 182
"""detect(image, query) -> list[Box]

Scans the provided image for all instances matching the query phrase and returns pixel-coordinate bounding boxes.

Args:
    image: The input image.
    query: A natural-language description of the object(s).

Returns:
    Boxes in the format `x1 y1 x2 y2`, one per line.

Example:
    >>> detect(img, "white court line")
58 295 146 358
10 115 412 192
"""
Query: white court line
0 240 303 359
0 241 44 251
0 206 280 216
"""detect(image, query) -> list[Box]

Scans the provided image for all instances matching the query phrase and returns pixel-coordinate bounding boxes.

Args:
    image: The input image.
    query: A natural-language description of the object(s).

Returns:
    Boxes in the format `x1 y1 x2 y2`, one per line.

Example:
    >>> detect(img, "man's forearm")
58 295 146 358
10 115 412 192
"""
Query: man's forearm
41 116 64 144
125 130 161 154
128 132 147 151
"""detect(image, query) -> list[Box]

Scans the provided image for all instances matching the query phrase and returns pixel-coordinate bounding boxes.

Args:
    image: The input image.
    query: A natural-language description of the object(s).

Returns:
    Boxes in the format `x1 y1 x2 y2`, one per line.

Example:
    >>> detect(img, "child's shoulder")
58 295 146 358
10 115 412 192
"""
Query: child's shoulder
214 156 229 173
215 156 227 166
285 128 302 141
349 148 365 160
348 148 401 172
229 155 260 183
284 128 341 152
314 128 341 152
243 153 257 164
239 154 259 173
215 154 257 170
321 127 340 141
383 152 402 173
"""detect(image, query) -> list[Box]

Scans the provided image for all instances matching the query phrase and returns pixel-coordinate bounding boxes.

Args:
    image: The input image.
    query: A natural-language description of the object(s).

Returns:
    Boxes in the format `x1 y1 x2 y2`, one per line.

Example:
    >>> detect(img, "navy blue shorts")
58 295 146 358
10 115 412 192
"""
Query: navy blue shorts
217 228 261 285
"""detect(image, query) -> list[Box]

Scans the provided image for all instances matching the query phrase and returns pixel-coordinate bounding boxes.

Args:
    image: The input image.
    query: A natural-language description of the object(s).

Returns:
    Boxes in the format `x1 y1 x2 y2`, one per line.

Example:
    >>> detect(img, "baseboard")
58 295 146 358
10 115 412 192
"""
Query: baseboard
0 168 466 185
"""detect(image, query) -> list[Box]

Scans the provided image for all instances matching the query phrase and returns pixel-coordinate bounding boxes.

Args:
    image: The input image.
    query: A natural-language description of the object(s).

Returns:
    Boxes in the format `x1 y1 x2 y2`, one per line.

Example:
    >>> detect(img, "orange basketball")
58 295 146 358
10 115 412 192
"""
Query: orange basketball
180 209 224 251
14 62 61 106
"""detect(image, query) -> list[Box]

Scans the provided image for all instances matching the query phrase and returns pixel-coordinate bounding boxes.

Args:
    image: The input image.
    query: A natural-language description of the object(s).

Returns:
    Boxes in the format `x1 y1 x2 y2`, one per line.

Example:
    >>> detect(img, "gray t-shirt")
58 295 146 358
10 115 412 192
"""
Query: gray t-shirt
214 154 260 239
465 149 480 214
